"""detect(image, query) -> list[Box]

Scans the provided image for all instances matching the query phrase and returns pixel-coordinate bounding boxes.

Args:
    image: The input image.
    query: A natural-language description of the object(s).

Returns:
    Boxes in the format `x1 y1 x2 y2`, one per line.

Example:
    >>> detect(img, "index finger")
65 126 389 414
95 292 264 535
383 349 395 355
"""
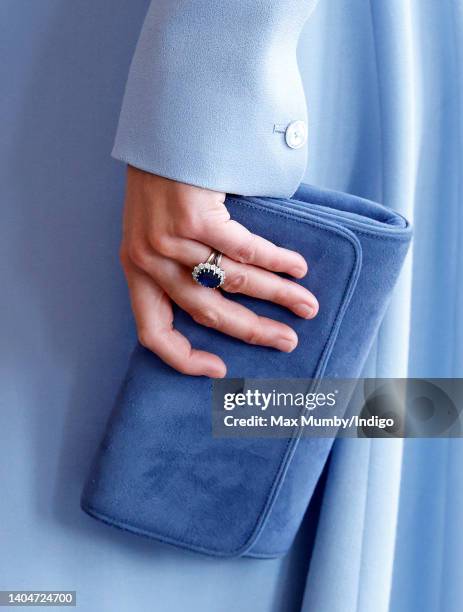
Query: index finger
196 218 308 279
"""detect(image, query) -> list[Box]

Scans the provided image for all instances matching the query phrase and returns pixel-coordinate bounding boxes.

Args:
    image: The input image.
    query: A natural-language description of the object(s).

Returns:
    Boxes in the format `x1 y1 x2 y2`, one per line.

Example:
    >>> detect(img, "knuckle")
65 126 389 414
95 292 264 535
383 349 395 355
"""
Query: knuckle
175 211 203 237
269 255 283 270
233 238 255 264
192 308 220 329
273 285 288 304
127 243 150 269
137 327 157 350
149 233 173 257
243 319 262 345
225 270 247 293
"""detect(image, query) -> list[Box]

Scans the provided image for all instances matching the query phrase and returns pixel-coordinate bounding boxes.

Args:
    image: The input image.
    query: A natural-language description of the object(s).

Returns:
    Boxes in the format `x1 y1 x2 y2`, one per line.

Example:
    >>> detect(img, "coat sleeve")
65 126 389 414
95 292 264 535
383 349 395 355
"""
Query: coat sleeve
112 0 319 197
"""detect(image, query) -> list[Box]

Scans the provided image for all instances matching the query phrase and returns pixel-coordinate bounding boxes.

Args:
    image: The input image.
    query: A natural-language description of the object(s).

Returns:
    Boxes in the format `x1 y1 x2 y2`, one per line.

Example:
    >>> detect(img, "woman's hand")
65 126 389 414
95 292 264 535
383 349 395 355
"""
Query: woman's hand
120 166 319 378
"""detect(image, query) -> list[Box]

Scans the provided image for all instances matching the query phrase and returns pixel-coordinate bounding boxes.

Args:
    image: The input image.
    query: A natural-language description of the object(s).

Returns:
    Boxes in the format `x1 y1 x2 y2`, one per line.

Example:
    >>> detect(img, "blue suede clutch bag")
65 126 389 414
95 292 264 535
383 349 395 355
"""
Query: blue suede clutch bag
81 184 411 558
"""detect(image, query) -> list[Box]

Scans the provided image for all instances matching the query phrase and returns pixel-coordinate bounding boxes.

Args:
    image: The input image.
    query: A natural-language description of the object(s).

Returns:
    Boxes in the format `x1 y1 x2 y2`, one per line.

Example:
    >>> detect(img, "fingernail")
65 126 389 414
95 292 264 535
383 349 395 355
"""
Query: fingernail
292 266 307 278
293 303 314 319
210 371 226 379
210 365 227 378
277 337 298 352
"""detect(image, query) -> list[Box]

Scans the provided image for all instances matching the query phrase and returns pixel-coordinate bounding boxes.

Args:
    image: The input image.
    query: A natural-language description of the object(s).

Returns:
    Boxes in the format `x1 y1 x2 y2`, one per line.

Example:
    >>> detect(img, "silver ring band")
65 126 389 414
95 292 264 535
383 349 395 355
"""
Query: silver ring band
206 251 222 267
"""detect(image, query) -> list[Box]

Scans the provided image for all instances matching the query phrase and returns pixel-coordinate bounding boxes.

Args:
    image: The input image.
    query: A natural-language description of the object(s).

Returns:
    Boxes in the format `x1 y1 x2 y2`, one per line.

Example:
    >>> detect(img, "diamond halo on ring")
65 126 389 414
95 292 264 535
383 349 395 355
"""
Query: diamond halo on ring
192 251 225 289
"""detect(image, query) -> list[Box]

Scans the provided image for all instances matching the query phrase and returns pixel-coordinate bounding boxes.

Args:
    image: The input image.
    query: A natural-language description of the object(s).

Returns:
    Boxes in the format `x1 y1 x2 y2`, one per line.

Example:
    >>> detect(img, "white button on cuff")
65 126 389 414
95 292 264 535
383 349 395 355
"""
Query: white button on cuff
285 120 307 149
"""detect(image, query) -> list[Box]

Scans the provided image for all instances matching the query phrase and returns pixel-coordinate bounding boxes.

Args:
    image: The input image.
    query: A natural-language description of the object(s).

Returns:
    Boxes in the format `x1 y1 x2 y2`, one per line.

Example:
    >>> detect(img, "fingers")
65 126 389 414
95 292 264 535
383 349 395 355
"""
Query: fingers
120 171 314 377
193 218 308 278
146 256 299 353
142 192 308 278
222 259 318 318
158 238 319 319
124 260 227 378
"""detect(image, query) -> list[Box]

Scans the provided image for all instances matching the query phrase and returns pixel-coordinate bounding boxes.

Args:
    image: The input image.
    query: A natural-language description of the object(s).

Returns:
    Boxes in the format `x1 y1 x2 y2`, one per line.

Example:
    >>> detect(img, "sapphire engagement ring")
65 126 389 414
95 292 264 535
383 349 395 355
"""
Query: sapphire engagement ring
192 251 225 289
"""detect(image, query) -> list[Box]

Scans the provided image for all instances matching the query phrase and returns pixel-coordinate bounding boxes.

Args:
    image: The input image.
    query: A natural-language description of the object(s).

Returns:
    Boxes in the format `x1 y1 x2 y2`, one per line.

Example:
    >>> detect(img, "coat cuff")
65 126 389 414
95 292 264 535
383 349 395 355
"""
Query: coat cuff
112 1 317 197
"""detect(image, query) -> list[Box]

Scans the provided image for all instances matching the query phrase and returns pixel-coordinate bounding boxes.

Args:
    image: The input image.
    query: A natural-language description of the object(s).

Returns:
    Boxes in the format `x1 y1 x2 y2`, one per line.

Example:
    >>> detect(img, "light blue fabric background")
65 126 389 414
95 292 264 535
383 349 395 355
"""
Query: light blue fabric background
0 1 461 611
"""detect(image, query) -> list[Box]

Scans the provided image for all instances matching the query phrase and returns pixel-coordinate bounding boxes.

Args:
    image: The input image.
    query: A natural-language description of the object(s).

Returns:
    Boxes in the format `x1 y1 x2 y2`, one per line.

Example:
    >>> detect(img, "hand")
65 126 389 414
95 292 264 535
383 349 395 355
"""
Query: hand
120 166 319 378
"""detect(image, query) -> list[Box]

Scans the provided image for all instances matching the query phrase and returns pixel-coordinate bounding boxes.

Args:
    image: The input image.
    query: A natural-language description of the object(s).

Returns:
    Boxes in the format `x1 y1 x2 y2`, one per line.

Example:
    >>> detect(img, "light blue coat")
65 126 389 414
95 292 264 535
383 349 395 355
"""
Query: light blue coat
112 0 319 196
